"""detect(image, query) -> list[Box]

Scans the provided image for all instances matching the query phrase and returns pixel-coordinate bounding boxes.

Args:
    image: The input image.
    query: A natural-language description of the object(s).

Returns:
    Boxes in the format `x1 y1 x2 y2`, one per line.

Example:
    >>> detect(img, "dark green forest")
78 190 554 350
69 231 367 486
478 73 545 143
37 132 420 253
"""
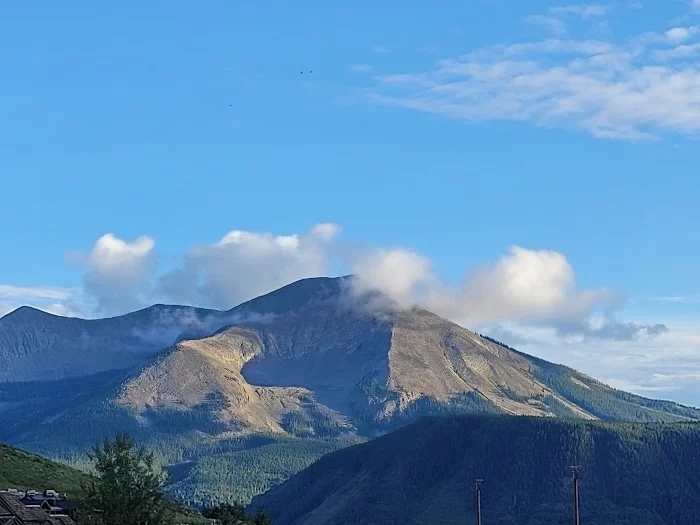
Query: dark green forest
164 435 359 507
253 415 700 525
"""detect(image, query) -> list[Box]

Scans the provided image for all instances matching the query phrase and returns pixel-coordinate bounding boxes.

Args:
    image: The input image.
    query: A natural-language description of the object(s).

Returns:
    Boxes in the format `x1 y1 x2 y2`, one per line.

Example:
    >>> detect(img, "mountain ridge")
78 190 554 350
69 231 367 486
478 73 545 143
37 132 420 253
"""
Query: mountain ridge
2 275 699 506
251 414 700 525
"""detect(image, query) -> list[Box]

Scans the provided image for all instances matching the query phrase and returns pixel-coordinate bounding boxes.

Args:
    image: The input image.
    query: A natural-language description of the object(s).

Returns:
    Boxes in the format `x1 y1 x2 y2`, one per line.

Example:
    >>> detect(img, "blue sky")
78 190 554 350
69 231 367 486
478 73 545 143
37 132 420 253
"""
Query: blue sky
2 1 700 403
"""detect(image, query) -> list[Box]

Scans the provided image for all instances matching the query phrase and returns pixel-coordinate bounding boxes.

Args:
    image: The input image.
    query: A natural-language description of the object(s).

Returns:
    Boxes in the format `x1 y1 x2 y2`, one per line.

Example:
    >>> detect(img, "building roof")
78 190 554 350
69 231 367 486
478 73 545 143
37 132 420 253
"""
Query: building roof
0 494 74 525
48 517 75 525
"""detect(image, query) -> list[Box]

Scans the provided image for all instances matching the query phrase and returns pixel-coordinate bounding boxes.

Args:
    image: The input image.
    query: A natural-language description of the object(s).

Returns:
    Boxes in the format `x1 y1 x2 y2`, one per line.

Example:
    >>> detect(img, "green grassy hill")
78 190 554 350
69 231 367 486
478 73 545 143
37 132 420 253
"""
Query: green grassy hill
0 441 211 525
0 441 91 497
252 415 700 525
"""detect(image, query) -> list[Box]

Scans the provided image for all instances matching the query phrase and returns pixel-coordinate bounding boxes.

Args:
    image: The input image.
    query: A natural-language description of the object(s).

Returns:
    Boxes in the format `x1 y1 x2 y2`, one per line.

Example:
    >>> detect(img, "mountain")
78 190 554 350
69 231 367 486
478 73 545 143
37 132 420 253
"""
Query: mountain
252 414 700 525
103 276 700 434
0 304 225 382
0 441 91 497
1 276 699 506
0 441 225 525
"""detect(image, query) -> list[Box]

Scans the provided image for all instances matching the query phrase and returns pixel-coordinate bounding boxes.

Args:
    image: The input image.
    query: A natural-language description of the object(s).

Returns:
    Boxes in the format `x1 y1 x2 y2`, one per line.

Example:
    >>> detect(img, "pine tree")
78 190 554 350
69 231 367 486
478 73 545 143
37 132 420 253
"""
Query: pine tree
80 433 172 525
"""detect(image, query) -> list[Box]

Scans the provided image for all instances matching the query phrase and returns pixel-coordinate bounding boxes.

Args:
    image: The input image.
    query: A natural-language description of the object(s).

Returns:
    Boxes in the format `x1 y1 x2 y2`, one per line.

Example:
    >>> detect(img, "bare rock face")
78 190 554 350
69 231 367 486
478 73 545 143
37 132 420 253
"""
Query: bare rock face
112 279 595 436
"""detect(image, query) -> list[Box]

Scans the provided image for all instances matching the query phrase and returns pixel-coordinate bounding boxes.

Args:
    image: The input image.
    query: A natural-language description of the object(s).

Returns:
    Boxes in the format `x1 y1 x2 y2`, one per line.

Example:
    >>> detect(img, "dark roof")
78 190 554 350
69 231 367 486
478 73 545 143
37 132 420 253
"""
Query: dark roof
19 497 75 510
0 494 55 524
51 502 75 512
48 516 75 525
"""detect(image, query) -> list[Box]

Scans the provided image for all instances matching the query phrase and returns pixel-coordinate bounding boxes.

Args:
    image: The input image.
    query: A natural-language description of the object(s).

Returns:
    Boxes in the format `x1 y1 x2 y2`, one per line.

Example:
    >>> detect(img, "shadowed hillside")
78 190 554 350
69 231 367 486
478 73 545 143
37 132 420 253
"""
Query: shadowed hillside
252 415 700 525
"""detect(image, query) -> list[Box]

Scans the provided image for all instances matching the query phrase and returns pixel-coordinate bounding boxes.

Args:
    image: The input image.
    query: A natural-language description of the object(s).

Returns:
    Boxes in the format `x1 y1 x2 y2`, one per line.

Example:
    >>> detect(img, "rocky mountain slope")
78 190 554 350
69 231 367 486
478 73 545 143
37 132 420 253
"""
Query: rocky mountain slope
0 304 224 382
2 276 699 506
252 415 700 525
114 303 595 437
108 277 698 434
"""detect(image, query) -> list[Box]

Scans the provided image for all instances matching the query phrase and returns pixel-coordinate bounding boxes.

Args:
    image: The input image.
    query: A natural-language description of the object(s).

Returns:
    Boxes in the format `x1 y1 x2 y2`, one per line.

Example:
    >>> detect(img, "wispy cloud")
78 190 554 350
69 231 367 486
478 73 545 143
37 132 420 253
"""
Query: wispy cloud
647 294 700 304
0 285 74 301
549 4 612 18
0 285 82 318
525 15 568 36
654 42 700 61
366 15 700 141
493 320 700 405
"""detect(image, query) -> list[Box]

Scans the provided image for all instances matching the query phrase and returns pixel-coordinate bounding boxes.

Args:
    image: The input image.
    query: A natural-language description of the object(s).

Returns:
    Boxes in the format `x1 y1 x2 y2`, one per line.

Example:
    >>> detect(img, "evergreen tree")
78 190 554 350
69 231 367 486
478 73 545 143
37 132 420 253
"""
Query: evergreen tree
80 433 172 525
202 504 274 525
251 507 274 525
202 503 247 525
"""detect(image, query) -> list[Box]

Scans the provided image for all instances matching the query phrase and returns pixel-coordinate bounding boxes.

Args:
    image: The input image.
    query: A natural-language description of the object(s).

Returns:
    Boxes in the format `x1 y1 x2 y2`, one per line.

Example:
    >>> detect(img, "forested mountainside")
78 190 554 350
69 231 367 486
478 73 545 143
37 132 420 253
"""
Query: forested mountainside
2 277 699 507
253 415 700 525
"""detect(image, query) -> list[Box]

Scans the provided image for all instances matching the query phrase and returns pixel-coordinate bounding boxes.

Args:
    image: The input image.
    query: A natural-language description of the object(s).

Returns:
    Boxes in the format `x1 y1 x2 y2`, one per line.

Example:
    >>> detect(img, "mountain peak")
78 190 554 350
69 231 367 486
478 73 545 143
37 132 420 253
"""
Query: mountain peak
0 305 58 321
230 276 351 316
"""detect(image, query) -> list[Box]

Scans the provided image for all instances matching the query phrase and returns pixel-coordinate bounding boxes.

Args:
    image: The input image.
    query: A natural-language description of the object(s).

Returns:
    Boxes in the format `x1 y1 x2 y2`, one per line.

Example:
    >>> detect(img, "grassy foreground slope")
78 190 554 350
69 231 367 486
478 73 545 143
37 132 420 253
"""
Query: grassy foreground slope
252 415 700 525
0 441 91 496
0 441 212 524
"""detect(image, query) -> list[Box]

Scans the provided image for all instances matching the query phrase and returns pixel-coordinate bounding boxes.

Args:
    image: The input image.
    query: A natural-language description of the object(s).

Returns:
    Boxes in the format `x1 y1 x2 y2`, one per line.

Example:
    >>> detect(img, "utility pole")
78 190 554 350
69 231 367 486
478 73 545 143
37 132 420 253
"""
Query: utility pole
571 466 581 525
475 478 484 525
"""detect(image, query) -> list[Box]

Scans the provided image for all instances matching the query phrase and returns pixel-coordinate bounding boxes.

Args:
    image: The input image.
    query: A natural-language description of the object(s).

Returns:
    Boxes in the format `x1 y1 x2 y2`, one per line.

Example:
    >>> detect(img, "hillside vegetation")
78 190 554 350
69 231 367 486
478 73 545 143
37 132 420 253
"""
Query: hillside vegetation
253 415 700 525
0 441 91 497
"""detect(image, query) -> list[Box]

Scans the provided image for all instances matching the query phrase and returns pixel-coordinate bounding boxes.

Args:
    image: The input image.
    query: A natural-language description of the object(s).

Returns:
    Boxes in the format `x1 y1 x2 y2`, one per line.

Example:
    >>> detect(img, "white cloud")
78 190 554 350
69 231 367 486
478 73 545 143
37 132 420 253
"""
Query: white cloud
372 45 391 54
694 0 700 12
349 248 436 311
82 233 157 315
157 223 340 310
367 19 700 141
654 42 700 61
348 245 662 341
9 227 666 348
665 26 699 43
